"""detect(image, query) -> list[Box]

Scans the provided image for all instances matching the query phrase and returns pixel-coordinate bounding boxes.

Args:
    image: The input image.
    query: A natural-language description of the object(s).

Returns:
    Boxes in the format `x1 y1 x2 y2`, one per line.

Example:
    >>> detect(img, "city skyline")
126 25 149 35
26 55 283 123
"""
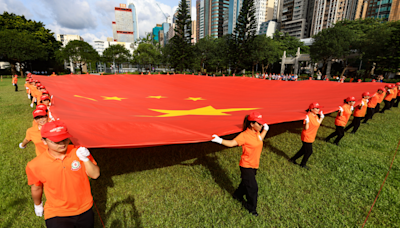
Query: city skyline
0 0 196 45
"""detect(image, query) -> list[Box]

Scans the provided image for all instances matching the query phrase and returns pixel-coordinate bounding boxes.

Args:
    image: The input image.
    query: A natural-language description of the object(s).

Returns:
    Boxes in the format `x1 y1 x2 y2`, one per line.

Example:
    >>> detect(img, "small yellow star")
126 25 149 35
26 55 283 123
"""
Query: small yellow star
146 106 259 117
185 97 205 101
74 95 97 101
147 96 167 99
101 96 127 101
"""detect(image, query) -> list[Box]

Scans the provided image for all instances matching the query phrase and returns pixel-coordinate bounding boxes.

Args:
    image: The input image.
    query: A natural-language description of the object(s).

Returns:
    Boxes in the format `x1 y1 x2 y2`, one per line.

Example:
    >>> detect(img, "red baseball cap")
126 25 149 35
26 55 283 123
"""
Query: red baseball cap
346 96 356 102
385 84 390 88
32 109 47 118
309 102 323 110
35 80 40 83
362 92 370 97
248 111 266 125
41 90 49 95
378 87 385 91
29 79 33 82
25 78 29 81
36 104 48 111
40 85 46 89
36 83 42 87
40 95 50 101
41 121 73 142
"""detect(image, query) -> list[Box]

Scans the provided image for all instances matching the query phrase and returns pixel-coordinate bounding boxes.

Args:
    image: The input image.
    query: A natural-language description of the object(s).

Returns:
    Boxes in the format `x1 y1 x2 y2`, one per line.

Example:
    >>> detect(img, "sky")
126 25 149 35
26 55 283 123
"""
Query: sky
0 0 196 44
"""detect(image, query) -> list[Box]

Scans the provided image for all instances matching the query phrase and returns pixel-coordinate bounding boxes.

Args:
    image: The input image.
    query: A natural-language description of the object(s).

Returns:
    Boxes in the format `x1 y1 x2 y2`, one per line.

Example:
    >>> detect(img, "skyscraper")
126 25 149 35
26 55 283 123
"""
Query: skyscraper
128 2 139 41
279 0 312 39
197 0 229 38
113 4 134 42
364 0 399 21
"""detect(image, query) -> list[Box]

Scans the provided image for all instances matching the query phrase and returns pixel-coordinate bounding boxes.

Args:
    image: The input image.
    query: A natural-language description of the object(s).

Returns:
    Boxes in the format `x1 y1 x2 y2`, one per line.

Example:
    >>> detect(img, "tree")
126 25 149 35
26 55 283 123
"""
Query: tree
273 30 309 56
102 44 131 73
259 37 281 74
0 12 61 75
310 26 355 76
167 0 193 72
57 40 99 73
194 36 216 73
231 0 257 73
133 43 160 72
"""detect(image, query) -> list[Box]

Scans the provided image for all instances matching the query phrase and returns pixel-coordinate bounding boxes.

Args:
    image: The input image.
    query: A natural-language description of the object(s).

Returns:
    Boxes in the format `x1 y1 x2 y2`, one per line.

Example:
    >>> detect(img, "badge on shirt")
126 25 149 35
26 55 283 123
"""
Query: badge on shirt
71 160 81 171
258 135 262 141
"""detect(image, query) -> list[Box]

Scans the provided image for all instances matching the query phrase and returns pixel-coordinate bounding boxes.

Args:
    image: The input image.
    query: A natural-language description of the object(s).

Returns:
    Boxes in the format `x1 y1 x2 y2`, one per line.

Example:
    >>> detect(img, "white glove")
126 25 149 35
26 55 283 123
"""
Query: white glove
366 99 369 103
12 83 15 86
19 143 26 149
26 87 29 89
305 115 310 124
28 94 31 99
30 103 33 108
263 123 269 131
339 106 343 112
76 147 90 162
211 134 223 144
34 202 43 217
320 111 325 119
360 101 364 107
351 106 354 111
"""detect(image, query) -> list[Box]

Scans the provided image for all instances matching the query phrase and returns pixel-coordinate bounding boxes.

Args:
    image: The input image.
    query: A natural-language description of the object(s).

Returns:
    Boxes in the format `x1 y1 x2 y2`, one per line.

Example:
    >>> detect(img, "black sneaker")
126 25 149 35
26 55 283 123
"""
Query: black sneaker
232 194 244 203
288 158 298 165
249 210 259 216
300 165 310 170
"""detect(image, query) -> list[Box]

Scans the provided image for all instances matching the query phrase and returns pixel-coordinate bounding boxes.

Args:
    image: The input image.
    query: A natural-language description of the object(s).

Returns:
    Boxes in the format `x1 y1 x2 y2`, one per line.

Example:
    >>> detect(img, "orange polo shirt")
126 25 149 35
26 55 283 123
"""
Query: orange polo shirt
393 87 398 99
384 90 393 101
377 93 385 103
367 95 378 108
397 87 400 96
335 104 352 127
26 146 96 220
301 113 321 143
12 77 18 84
234 128 263 169
25 126 48 156
354 98 368 117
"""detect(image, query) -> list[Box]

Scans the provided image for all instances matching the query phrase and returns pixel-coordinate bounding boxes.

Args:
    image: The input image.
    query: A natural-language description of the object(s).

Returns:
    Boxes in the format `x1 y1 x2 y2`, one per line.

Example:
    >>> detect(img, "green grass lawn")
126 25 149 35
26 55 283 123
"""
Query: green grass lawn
1 78 399 227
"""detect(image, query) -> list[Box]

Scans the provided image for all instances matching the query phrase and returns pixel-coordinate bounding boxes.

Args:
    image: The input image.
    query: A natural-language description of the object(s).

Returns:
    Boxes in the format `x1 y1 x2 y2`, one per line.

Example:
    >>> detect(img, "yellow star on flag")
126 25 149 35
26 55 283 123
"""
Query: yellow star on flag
146 106 259 117
74 95 97 101
185 97 205 101
147 96 167 99
101 96 127 101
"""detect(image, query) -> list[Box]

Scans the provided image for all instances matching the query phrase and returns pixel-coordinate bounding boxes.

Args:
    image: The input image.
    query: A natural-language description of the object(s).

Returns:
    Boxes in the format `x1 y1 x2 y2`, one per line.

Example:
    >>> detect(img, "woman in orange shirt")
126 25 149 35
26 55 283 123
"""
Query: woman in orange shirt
12 75 18 91
363 89 384 123
288 102 324 169
394 82 400 107
19 109 49 156
211 111 269 216
325 97 356 145
380 85 393 113
345 92 370 134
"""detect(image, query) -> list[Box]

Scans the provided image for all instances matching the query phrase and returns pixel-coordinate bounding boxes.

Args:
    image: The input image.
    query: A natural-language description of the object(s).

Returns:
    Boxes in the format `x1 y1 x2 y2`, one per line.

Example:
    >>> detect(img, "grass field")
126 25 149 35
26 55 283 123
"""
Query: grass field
1 78 399 228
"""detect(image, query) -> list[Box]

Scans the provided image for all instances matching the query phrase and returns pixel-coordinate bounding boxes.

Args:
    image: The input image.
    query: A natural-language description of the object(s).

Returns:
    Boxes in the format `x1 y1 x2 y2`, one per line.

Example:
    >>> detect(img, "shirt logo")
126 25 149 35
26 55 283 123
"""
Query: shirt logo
71 160 81 171
50 127 64 132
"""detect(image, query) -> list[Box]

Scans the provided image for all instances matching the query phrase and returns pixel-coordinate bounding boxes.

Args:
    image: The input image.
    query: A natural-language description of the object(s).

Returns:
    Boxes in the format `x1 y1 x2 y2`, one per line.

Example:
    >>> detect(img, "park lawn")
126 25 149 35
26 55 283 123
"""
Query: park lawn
0 77 399 228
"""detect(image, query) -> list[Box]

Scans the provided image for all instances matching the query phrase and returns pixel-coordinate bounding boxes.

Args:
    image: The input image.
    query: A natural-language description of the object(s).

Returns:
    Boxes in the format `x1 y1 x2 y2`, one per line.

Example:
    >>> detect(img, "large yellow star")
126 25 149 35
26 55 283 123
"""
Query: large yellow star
101 96 127 101
146 106 259 117
185 97 205 101
74 95 97 101
147 96 167 99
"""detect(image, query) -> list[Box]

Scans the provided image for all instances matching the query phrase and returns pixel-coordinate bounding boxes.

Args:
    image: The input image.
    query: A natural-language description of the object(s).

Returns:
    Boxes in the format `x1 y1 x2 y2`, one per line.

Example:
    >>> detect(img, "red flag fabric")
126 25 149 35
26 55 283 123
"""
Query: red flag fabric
32 74 387 148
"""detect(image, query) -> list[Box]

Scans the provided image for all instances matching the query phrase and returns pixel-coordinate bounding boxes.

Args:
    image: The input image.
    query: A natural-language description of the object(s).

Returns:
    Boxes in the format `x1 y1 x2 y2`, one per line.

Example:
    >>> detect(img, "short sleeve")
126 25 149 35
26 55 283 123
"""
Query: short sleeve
88 155 97 166
26 164 42 186
234 132 246 146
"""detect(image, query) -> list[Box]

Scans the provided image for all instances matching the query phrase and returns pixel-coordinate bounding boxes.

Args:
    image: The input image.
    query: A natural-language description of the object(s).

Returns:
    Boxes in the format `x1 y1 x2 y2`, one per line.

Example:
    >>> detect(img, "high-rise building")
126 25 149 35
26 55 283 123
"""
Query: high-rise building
198 0 205 39
128 2 140 41
389 0 400 21
364 0 400 21
113 4 135 42
56 34 84 47
192 20 197 43
152 24 163 42
196 0 229 38
280 0 312 39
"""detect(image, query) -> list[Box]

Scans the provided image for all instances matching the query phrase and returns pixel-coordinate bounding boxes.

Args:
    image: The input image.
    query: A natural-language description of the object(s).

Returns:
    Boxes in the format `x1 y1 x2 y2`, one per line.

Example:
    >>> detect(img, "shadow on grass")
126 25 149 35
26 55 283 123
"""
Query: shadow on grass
1 198 28 227
90 121 306 227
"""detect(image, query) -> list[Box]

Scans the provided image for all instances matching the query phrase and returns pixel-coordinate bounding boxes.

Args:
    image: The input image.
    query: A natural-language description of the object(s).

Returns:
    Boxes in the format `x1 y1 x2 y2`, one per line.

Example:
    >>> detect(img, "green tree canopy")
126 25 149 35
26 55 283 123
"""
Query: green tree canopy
133 43 161 72
0 12 61 75
56 40 99 73
102 44 131 73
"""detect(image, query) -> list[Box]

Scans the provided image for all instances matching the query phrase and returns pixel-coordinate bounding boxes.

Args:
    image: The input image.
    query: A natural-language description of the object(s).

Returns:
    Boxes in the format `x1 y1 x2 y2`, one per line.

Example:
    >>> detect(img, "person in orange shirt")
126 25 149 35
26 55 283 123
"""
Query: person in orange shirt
374 87 386 115
27 79 35 100
394 82 400 107
19 109 49 156
30 82 42 108
12 75 18 91
24 78 30 94
325 97 356 145
345 92 370 134
31 104 53 127
25 121 100 227
211 111 269 216
380 85 393 113
363 89 384 123
288 102 324 169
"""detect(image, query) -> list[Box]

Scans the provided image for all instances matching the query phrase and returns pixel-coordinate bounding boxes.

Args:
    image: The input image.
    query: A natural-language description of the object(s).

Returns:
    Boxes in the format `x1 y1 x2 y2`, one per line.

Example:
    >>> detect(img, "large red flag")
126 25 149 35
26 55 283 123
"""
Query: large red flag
33 74 386 148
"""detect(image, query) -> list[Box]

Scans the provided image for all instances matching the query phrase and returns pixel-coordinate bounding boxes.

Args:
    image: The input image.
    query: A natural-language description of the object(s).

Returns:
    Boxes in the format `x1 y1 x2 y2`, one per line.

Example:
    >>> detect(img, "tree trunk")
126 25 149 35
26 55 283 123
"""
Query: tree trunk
10 61 17 75
20 62 24 77
252 63 254 76
262 63 264 74
340 64 349 78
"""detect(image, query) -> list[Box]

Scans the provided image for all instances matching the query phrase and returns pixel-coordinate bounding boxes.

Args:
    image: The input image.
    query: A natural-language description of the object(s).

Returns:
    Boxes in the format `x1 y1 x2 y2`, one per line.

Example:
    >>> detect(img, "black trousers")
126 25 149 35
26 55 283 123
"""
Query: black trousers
373 103 380 117
363 108 374 123
344 117 362 133
233 167 258 212
380 100 391 113
390 99 395 108
14 84 18 91
291 141 313 166
45 208 94 228
326 126 345 145
30 93 33 101
394 96 399 107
